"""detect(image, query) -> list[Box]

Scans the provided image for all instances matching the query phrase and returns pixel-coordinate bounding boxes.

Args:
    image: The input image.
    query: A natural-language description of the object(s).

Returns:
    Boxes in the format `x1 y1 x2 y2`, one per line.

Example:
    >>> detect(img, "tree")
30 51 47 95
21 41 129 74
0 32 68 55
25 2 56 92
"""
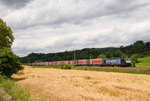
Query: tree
97 54 106 58
105 49 114 58
0 48 23 77
0 18 14 48
145 42 150 53
121 53 128 58
131 40 145 53
130 54 139 67
114 50 122 57
0 18 23 77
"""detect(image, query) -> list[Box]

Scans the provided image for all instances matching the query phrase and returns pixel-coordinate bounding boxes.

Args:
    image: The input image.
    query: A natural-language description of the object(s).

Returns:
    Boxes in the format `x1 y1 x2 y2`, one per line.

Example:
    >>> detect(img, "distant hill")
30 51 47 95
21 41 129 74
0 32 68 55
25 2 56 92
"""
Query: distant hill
19 40 150 63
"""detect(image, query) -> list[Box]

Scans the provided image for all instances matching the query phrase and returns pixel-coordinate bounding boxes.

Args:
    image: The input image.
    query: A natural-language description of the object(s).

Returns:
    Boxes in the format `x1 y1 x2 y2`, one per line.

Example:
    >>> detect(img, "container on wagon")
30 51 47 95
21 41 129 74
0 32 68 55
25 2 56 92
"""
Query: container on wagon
57 61 63 65
45 62 49 66
112 59 121 64
90 59 102 65
70 60 77 65
77 59 89 65
48 62 53 66
63 61 70 64
51 61 57 66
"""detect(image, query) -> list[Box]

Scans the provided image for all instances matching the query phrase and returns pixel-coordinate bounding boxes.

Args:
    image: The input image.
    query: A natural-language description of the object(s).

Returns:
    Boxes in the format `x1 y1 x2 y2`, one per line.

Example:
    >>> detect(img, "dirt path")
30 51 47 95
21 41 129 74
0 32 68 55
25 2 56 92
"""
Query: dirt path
13 66 150 101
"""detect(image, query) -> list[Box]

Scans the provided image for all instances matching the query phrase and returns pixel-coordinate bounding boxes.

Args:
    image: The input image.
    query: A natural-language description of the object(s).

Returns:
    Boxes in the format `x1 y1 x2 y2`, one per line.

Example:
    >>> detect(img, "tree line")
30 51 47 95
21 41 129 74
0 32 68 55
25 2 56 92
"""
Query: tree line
19 40 150 63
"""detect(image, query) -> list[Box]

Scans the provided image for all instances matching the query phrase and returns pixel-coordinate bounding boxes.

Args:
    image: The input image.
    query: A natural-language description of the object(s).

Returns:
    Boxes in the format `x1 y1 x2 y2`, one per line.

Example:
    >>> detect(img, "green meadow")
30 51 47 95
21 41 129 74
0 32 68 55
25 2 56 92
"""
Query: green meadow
136 54 150 67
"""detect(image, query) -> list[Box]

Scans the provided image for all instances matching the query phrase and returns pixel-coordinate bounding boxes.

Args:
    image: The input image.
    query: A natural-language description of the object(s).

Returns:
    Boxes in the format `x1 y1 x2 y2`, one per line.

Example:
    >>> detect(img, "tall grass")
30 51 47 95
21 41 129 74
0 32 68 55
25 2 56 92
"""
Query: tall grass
0 76 41 101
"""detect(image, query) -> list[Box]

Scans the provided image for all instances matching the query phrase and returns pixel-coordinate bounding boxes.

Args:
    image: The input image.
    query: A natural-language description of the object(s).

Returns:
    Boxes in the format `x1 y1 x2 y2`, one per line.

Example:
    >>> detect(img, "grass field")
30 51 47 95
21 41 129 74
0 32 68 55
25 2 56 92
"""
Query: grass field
74 67 150 75
136 54 150 67
12 66 150 101
32 65 150 75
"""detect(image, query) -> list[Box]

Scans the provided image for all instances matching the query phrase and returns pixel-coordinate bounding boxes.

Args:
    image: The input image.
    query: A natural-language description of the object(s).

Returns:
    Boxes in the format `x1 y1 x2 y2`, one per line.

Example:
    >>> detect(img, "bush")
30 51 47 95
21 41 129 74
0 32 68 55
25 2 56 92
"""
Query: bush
0 48 23 77
130 54 139 67
61 64 71 69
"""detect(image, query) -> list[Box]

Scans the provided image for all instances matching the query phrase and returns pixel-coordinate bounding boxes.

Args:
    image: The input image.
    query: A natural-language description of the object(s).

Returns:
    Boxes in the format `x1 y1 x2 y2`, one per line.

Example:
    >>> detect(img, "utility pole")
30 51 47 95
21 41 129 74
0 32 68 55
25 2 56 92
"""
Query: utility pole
74 50 76 68
90 54 92 59
47 54 49 66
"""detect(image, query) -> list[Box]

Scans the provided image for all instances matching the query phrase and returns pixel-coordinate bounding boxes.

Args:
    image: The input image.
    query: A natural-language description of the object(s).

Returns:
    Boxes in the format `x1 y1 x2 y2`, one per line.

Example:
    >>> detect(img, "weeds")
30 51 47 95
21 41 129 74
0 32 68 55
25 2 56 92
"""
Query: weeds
84 76 91 80
0 91 4 100
0 76 41 101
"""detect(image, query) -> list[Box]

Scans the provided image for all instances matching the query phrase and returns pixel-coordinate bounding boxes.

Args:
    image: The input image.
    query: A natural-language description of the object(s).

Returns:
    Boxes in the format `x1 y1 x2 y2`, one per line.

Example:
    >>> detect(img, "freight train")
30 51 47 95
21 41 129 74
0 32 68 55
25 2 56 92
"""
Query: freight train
28 58 131 67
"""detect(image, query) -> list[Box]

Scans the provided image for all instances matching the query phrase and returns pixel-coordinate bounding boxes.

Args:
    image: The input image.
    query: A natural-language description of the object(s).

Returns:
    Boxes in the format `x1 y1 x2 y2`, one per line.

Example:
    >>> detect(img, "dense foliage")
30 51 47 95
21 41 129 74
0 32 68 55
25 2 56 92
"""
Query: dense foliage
0 18 23 77
0 19 14 48
19 40 150 63
0 48 23 77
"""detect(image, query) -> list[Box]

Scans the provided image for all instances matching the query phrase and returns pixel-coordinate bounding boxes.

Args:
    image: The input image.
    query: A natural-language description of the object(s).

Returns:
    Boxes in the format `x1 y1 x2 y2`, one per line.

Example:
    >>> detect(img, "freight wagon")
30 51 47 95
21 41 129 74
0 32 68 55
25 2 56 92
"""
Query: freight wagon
70 60 77 65
90 59 102 66
57 61 63 65
77 59 89 66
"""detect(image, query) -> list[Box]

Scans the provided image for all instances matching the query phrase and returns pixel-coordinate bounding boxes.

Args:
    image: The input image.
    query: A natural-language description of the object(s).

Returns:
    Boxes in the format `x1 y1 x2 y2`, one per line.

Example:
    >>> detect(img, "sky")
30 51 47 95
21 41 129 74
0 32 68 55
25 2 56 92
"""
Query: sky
0 0 150 56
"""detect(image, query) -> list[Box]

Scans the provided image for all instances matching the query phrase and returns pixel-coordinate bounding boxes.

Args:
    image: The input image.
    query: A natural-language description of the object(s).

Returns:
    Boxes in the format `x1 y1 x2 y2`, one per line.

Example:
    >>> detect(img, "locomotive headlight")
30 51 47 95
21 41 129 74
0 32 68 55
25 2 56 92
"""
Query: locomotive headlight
126 61 131 63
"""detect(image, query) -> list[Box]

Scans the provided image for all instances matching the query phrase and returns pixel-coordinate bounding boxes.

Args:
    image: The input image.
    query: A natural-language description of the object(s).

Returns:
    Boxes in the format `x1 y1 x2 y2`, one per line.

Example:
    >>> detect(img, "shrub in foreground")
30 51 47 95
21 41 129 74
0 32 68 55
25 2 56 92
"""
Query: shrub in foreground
130 54 139 67
0 48 23 77
61 64 71 69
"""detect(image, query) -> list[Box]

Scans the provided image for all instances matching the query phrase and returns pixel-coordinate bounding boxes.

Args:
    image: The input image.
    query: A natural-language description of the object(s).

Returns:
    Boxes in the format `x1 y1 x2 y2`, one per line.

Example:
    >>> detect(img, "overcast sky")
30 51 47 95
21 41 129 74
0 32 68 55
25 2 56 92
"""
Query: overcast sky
0 0 150 56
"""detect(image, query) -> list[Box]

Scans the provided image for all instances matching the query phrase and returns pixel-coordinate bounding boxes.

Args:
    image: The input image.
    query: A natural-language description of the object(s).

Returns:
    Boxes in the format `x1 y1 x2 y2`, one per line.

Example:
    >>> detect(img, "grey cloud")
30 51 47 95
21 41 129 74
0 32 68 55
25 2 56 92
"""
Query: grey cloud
0 0 33 9
2 0 150 56
6 0 150 30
